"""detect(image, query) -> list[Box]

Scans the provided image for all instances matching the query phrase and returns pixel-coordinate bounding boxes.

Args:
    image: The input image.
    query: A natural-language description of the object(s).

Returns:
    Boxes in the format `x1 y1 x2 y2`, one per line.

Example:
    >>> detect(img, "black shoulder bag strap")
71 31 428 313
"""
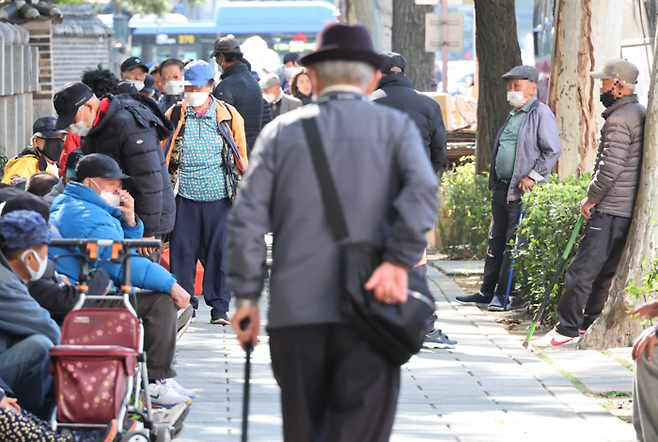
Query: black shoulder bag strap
300 117 349 242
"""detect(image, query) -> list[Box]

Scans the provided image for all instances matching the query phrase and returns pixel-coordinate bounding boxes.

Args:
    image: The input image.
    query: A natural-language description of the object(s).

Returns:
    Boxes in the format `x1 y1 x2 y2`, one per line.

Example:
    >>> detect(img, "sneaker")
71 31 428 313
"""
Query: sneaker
487 294 510 312
153 402 190 435
210 309 229 325
423 329 457 349
147 381 192 408
531 327 580 349
72 419 118 442
159 378 196 400
456 291 493 305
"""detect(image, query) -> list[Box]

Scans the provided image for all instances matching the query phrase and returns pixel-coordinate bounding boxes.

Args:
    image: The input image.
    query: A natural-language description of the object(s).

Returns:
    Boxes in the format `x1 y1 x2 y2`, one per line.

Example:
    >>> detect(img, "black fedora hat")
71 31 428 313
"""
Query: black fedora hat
301 22 385 69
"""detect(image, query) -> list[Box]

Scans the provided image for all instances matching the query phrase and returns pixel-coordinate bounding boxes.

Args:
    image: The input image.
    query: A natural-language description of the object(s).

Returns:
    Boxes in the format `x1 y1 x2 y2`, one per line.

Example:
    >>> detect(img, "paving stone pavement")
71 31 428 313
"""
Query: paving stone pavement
173 266 636 441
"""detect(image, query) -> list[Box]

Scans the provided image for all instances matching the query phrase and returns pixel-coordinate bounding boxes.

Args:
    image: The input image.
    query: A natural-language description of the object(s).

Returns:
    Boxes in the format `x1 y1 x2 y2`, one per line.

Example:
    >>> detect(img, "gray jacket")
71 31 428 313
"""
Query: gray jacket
227 92 438 329
587 94 646 218
489 99 561 201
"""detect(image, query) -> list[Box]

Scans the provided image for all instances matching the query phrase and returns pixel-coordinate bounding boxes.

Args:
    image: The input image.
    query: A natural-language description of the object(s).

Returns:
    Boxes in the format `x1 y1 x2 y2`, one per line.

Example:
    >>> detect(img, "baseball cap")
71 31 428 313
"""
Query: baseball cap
0 210 54 250
184 60 214 87
501 65 539 84
380 52 406 75
75 154 134 187
259 73 280 91
53 82 94 130
33 116 67 138
2 193 51 223
590 59 639 85
210 35 241 58
121 56 148 73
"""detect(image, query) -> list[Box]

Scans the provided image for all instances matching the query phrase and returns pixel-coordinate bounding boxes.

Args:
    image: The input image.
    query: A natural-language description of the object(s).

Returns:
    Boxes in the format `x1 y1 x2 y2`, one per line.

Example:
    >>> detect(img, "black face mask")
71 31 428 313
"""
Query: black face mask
600 91 617 108
41 137 64 163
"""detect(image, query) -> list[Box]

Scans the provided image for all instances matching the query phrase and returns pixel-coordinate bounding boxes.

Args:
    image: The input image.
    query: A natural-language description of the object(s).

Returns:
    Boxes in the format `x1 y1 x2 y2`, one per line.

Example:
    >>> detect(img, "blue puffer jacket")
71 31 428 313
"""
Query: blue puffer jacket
49 182 177 294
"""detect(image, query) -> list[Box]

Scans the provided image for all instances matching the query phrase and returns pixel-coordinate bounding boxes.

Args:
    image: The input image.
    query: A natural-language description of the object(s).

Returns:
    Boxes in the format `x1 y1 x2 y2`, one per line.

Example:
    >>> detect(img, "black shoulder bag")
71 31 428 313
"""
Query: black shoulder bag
301 116 436 367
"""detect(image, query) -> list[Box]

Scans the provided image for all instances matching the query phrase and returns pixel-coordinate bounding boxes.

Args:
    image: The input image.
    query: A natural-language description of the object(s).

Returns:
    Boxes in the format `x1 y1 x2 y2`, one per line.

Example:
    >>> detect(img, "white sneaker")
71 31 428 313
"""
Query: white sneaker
157 378 196 400
532 327 580 349
148 381 192 408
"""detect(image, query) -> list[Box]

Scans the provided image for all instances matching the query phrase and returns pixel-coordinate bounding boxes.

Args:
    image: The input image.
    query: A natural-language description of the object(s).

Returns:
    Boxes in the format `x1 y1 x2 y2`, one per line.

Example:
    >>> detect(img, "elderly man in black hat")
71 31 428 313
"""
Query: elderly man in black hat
211 35 266 153
228 22 438 441
456 65 561 312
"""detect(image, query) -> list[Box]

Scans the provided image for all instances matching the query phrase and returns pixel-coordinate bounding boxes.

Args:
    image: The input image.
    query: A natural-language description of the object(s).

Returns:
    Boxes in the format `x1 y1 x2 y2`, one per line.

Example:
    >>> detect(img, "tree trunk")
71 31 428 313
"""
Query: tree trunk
473 0 522 175
579 43 658 350
392 0 433 92
548 0 624 179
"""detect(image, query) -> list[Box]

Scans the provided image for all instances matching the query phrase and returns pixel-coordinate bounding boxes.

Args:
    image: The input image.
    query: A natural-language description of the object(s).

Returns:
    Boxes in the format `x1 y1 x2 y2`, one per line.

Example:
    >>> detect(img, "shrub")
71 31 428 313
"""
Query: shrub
438 157 492 260
512 172 591 321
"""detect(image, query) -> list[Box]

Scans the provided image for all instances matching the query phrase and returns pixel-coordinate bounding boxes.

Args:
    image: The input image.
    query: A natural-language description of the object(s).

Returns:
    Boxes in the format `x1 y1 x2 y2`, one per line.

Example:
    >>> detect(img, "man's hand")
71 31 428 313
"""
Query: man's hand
633 327 658 361
137 236 157 256
117 190 137 226
0 396 20 412
580 197 596 219
365 262 408 305
231 305 260 350
169 283 191 309
630 300 658 320
518 176 536 192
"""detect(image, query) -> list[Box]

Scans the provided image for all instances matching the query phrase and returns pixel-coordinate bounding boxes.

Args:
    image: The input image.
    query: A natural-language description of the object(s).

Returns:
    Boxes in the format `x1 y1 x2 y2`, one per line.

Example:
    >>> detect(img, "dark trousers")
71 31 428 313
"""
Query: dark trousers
556 211 630 337
269 324 400 442
481 182 522 296
94 291 178 380
169 196 231 312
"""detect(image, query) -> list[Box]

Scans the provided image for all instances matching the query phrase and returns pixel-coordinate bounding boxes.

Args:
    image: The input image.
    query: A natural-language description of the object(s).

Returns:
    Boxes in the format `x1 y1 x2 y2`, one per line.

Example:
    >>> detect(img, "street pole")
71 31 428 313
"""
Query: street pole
441 0 448 93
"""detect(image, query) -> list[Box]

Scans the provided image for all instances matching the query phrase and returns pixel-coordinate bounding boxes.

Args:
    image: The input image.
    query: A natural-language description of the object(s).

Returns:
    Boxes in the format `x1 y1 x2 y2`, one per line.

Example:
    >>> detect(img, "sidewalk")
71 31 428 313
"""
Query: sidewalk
173 265 637 442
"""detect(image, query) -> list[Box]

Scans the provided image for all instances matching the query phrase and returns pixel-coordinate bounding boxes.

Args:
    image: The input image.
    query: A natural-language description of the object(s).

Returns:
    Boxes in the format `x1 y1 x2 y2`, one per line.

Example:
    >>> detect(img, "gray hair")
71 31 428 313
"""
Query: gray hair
310 60 375 89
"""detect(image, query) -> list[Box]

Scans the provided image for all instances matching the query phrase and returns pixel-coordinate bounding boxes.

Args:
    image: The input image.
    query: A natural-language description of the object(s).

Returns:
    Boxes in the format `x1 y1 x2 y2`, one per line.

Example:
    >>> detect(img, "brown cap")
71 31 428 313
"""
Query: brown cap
210 35 241 58
590 59 639 85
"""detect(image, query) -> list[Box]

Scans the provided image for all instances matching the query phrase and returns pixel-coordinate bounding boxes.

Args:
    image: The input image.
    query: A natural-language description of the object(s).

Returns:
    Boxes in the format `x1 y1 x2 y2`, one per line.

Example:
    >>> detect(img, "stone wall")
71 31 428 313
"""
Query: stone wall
0 22 38 159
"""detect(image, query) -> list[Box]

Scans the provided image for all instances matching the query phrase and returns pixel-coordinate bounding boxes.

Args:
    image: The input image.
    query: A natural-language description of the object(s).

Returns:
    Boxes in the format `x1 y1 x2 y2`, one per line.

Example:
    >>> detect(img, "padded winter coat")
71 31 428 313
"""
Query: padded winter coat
587 94 646 218
212 62 264 152
80 94 175 237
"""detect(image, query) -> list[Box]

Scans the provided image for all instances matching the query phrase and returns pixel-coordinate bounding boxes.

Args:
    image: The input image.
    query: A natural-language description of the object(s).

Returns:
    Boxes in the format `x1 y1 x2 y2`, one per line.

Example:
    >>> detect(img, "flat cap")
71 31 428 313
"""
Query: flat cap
501 65 539 84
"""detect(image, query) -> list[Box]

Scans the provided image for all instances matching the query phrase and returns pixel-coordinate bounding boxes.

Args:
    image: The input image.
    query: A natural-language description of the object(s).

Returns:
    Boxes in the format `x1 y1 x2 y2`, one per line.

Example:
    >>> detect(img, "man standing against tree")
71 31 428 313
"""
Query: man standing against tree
533 59 645 349
456 65 561 312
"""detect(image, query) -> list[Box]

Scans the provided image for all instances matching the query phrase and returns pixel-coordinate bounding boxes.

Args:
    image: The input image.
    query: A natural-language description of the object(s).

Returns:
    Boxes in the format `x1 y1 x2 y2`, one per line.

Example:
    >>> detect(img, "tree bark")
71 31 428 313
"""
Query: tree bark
473 0 522 175
547 0 624 179
392 0 433 92
579 44 657 349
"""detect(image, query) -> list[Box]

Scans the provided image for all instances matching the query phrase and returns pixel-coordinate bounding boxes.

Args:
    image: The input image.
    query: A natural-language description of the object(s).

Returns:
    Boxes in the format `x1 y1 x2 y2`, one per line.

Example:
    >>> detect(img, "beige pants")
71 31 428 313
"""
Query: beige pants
634 352 658 441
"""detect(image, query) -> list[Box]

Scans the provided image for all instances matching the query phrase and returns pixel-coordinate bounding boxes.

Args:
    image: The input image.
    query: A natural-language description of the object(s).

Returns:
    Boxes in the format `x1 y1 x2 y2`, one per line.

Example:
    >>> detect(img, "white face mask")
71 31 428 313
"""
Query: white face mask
164 80 186 96
91 179 121 208
70 106 94 137
127 79 145 91
507 91 527 108
283 66 299 80
185 91 210 107
22 249 48 281
263 93 275 103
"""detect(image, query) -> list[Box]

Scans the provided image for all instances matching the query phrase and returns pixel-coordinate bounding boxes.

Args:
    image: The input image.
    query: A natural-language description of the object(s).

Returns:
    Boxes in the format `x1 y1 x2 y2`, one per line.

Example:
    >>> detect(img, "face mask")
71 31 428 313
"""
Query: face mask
185 91 210 107
91 179 121 208
164 80 186 96
21 249 48 281
127 79 145 91
600 91 617 108
42 137 64 162
507 91 526 108
263 93 275 103
70 106 93 137
283 66 298 80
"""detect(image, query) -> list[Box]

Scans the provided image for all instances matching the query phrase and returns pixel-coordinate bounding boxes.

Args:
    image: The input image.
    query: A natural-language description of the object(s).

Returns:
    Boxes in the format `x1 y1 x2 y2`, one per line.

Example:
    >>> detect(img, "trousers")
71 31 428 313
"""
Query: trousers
481 182 522 296
169 196 231 312
556 211 630 337
269 324 400 442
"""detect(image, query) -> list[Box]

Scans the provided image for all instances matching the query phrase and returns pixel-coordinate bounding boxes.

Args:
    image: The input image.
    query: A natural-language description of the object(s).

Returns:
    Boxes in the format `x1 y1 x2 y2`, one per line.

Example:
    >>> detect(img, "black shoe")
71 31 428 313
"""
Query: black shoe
487 294 511 311
210 309 229 325
72 419 118 442
455 291 493 305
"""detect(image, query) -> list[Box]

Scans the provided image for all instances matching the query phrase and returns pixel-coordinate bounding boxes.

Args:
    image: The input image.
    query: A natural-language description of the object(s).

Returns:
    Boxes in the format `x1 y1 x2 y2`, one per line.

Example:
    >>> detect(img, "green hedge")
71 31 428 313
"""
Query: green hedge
512 173 591 321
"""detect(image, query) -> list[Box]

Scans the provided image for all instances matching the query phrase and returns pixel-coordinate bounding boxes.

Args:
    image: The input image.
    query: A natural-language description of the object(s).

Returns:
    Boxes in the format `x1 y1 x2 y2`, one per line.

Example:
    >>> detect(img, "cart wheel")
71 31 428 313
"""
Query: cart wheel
155 424 172 442
120 431 150 442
